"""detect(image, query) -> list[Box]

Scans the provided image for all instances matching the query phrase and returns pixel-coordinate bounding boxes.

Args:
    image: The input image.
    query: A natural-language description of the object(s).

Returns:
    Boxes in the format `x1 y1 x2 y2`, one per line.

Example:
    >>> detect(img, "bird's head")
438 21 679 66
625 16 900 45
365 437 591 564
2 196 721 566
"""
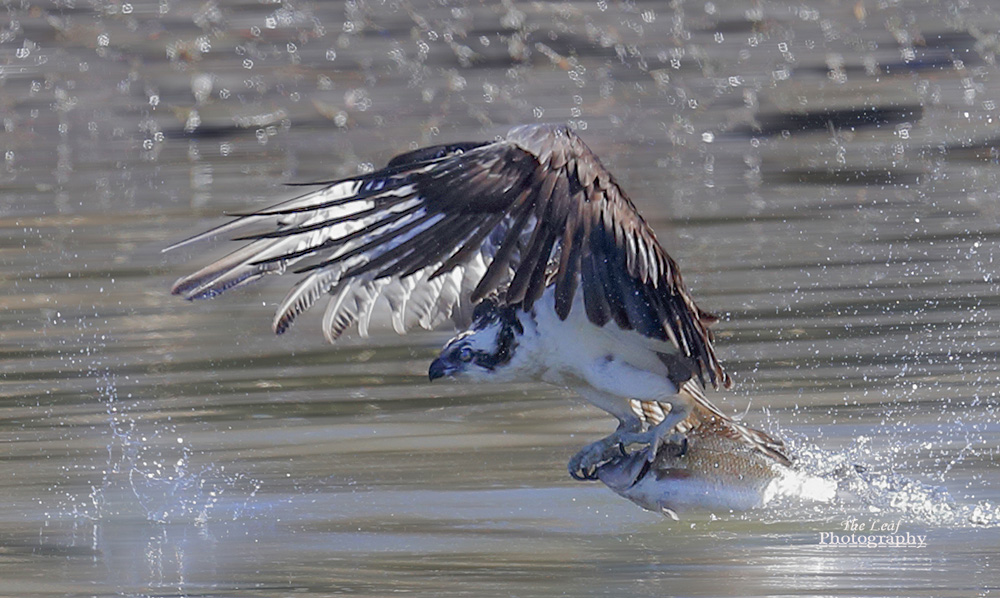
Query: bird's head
428 300 524 382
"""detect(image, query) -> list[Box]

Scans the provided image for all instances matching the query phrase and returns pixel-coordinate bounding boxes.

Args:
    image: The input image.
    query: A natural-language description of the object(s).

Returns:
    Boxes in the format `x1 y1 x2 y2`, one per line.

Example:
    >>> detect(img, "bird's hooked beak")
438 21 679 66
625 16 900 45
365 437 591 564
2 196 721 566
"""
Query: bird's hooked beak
428 357 454 381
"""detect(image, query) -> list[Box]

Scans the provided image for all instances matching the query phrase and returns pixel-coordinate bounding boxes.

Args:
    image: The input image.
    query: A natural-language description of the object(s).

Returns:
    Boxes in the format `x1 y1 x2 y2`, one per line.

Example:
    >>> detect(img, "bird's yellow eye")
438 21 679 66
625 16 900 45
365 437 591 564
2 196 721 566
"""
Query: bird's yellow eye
457 346 474 362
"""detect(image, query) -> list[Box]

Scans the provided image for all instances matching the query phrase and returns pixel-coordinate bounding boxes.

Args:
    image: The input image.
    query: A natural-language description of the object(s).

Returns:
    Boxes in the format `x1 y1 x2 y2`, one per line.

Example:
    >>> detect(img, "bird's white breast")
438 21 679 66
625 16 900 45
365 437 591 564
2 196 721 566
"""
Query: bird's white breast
517 288 680 405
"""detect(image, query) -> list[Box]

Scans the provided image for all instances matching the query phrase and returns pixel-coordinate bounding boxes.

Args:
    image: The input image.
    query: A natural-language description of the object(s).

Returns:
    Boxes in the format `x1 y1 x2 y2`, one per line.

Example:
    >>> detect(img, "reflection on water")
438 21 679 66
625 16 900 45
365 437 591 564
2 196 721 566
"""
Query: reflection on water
3 0 1000 596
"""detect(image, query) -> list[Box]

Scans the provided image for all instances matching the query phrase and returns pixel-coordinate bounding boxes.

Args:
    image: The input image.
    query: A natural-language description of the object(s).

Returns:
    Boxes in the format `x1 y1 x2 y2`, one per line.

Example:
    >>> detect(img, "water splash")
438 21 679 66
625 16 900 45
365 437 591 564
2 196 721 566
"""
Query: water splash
788 438 1000 527
85 370 263 525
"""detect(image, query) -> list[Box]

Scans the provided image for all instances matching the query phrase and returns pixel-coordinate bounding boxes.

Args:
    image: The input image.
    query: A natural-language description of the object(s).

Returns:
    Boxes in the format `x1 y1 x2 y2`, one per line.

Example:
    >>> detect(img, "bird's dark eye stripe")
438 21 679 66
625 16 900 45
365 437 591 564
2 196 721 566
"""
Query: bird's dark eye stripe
473 350 504 370
472 327 517 371
464 301 522 371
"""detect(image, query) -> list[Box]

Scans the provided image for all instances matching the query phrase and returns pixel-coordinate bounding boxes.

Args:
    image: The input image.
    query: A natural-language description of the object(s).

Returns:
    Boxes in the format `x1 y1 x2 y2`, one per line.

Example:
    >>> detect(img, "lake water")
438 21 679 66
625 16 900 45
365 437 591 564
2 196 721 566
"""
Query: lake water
2 0 999 596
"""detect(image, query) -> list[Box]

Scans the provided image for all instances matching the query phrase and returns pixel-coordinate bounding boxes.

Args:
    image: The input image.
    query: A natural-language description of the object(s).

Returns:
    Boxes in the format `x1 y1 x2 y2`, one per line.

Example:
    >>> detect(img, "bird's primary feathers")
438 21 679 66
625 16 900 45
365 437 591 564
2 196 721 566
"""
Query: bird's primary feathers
168 123 768 478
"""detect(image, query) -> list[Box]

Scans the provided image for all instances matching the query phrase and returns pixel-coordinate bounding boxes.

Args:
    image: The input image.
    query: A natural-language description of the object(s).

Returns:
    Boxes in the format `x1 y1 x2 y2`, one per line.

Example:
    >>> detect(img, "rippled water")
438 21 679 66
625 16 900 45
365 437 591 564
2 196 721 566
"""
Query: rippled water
3 1 999 596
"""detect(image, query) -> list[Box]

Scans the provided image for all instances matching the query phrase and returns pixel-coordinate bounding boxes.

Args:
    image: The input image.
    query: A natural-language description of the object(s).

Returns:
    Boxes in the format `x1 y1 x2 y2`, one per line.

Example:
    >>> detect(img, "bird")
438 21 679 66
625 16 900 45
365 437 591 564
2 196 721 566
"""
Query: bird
167 123 766 479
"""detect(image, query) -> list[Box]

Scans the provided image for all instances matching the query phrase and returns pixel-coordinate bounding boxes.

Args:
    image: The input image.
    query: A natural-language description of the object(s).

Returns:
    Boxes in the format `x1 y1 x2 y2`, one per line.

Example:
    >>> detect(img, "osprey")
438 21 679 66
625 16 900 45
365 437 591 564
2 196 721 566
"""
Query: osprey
168 123 773 479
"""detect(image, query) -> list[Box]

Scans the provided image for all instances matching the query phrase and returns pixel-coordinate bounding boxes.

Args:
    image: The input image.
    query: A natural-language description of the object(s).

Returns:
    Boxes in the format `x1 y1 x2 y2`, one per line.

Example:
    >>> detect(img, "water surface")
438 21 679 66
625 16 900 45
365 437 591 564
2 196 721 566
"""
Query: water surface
2 1 999 596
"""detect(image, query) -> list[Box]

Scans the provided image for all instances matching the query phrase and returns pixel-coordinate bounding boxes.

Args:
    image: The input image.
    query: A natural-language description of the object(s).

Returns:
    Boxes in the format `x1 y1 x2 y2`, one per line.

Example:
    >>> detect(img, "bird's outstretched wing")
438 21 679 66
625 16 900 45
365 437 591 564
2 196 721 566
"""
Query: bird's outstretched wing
167 124 729 389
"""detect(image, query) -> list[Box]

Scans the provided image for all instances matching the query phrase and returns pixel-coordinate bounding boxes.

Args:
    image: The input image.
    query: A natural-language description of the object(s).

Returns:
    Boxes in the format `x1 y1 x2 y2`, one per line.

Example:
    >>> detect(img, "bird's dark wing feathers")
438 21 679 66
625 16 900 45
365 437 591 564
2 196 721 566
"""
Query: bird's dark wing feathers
167 124 729 389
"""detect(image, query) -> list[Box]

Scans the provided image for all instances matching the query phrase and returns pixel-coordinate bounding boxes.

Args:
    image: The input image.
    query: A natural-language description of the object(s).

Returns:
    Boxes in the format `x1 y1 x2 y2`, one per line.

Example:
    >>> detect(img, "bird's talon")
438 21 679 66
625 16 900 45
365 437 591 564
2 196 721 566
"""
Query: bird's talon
568 436 622 481
569 465 599 481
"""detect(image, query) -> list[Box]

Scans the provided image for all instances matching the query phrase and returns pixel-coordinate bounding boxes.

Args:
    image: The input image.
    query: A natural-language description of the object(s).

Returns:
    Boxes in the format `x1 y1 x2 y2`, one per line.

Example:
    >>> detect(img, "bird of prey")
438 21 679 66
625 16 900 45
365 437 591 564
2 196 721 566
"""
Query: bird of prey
168 123 768 479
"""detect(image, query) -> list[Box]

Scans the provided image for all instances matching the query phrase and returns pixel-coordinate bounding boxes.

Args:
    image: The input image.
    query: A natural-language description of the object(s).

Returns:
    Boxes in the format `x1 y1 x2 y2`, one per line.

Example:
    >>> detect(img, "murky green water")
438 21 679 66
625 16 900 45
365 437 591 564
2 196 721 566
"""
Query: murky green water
2 1 999 596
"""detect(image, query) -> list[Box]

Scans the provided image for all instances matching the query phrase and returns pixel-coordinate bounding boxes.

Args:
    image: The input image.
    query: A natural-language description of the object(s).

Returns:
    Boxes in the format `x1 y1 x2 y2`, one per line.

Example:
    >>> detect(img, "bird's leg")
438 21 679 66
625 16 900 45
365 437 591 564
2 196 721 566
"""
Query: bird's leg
568 414 643 481
616 402 690 463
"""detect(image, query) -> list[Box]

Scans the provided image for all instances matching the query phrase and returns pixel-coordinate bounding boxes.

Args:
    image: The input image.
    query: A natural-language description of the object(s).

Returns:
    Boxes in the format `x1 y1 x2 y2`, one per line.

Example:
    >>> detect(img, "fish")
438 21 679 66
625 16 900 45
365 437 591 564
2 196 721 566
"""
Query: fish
595 383 832 517
597 420 788 518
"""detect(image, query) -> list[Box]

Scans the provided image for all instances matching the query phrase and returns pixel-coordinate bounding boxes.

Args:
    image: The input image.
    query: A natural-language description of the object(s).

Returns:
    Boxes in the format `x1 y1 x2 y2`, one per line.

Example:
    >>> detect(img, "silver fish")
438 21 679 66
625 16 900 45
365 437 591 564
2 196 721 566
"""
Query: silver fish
596 384 794 518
